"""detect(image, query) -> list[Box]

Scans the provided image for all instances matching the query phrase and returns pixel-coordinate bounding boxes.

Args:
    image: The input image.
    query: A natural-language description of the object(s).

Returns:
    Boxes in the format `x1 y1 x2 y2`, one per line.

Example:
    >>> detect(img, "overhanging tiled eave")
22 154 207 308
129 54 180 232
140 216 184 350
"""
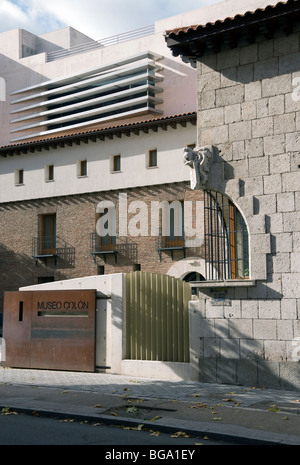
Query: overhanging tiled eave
165 0 300 64
0 112 197 157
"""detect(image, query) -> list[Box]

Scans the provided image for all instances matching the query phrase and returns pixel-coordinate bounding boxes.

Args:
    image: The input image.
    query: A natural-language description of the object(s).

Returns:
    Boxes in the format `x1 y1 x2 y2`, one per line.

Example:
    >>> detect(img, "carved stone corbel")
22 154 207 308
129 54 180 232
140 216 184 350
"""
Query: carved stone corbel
183 145 213 190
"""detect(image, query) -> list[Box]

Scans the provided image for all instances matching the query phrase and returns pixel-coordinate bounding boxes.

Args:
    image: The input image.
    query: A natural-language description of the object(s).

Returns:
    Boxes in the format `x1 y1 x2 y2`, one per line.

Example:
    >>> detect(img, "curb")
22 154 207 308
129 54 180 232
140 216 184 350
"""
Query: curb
2 404 300 446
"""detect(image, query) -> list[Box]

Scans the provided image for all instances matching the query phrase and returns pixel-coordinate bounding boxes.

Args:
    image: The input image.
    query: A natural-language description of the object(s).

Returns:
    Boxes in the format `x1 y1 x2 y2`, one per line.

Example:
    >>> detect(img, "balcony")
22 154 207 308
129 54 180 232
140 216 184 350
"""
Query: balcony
32 236 75 267
90 232 137 264
156 237 186 261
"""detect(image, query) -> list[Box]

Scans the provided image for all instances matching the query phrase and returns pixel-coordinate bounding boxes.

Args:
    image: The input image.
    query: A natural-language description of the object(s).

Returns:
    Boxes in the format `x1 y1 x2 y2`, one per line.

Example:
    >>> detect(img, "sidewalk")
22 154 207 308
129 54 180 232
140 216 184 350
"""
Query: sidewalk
0 366 299 445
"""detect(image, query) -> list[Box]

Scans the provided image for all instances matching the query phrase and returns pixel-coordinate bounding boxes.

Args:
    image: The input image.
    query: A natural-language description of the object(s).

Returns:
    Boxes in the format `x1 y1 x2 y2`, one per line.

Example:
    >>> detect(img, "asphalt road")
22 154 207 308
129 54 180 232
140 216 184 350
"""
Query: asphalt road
0 411 235 446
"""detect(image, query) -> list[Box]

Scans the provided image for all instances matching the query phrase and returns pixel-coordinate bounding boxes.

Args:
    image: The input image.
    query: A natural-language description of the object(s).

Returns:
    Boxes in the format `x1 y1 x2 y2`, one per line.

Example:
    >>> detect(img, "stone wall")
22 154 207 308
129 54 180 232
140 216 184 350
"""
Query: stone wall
194 30 300 390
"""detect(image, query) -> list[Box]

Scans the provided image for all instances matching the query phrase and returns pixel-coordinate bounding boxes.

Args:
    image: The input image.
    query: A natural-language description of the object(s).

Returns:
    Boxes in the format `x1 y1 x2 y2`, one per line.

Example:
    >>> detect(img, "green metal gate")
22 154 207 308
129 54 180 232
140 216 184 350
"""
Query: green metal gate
125 272 191 362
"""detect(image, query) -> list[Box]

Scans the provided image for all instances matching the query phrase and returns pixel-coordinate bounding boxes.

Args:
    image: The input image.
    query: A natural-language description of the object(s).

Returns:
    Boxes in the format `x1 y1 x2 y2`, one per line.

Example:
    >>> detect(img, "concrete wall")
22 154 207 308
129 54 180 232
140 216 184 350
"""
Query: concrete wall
0 123 196 202
0 20 197 145
20 274 199 381
193 29 300 390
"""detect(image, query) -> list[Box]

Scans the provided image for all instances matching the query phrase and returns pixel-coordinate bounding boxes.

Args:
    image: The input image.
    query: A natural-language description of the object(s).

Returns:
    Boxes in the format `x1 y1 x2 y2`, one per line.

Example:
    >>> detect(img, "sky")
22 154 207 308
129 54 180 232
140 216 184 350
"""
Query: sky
0 0 221 40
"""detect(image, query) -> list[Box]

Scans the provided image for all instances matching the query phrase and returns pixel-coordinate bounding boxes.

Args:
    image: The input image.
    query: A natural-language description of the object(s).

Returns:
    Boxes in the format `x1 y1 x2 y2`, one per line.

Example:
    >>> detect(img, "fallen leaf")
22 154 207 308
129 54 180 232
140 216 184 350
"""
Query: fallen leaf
190 402 206 409
150 431 160 436
150 416 161 421
268 405 280 413
94 404 103 408
171 431 191 438
110 411 118 416
1 407 18 416
212 417 223 421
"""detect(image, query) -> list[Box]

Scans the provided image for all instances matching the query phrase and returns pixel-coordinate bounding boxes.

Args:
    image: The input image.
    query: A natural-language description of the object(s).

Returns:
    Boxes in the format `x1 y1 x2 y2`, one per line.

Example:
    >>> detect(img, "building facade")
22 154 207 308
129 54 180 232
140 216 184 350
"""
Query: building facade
0 10 204 314
166 0 300 389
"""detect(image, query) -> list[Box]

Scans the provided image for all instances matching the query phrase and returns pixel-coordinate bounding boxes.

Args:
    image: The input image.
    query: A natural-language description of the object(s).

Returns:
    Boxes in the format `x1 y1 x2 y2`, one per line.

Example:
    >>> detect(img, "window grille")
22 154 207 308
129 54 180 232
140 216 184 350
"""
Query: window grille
204 190 249 280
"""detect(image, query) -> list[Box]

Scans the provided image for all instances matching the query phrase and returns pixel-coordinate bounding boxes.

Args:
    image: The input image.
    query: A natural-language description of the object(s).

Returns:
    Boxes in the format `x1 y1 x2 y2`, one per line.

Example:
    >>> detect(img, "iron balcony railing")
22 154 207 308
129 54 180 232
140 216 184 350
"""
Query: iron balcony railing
32 236 75 267
47 25 155 62
156 236 186 261
90 232 138 263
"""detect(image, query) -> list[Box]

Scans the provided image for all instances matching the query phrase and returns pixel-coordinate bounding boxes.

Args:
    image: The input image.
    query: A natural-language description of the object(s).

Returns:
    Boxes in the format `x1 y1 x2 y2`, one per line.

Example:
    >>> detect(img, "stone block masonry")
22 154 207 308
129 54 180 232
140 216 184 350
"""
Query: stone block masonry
195 30 300 390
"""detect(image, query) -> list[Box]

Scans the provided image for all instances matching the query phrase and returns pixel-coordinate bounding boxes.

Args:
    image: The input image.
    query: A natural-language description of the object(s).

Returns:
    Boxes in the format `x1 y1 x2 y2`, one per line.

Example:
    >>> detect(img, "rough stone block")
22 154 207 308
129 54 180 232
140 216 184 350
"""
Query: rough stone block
272 253 291 273
228 319 253 339
232 140 245 160
245 138 264 158
198 107 224 127
241 300 259 318
292 232 300 252
245 81 261 101
216 85 244 107
279 362 300 391
277 192 295 212
291 253 300 273
282 172 300 193
240 44 258 65
241 100 256 120
225 103 241 124
236 359 258 386
252 117 273 138
229 120 251 141
274 113 296 135
263 174 282 194
283 212 300 232
220 67 238 88
257 361 281 389
282 273 300 298
259 300 281 319
247 215 267 234
286 132 300 152
269 152 290 174
264 134 285 156
262 74 292 98
264 341 287 361
253 319 276 340
254 58 278 81
240 339 264 360
216 48 239 70
274 232 293 253
269 94 285 116
281 298 297 319
277 320 294 341
220 338 240 359
216 359 237 385
249 157 269 177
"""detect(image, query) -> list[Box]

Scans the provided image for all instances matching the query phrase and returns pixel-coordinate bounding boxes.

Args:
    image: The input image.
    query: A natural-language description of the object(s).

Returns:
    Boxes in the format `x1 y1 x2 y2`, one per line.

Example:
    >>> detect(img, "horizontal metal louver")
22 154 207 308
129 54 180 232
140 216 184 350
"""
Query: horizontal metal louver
10 51 163 142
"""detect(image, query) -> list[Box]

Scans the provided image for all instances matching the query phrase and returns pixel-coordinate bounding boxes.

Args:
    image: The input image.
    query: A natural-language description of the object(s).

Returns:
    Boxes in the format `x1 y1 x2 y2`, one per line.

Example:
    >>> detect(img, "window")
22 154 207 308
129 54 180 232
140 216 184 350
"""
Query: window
113 155 121 172
77 159 87 177
161 201 184 248
148 149 157 167
15 169 24 185
96 208 116 251
41 214 56 254
45 164 54 181
204 191 249 280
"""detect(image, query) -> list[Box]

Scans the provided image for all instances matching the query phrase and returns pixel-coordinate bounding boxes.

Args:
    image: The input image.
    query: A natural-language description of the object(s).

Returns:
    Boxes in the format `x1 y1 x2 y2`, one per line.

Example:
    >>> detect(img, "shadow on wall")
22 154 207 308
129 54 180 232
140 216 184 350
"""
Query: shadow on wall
0 244 68 313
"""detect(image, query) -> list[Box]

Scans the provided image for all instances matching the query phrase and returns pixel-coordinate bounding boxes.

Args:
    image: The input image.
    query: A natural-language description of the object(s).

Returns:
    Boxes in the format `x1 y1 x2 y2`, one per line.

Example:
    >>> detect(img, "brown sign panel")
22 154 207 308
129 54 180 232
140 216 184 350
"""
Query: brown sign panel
2 289 96 372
